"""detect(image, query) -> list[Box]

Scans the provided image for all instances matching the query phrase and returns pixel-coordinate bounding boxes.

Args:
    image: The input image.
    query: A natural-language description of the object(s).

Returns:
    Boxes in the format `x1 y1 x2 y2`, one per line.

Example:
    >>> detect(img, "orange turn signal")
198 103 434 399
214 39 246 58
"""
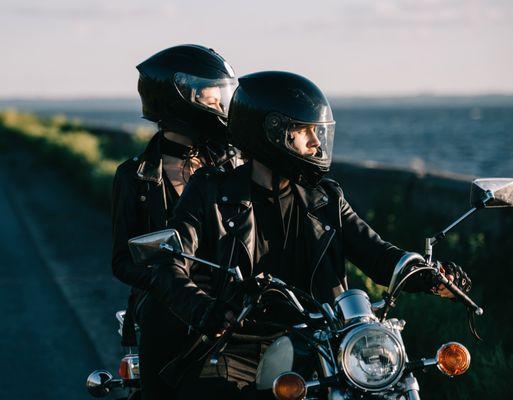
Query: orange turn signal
437 342 471 376
118 355 140 380
272 372 307 400
118 357 129 379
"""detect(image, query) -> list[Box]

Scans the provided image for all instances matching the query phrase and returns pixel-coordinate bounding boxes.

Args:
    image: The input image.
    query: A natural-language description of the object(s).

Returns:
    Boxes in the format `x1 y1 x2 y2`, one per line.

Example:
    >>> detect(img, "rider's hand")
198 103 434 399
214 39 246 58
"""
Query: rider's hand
198 301 236 337
433 262 472 299
222 310 236 329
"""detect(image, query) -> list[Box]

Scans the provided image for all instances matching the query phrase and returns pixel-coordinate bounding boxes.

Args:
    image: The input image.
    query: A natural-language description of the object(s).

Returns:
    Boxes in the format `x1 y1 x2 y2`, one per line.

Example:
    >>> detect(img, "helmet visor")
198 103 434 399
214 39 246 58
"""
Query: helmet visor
174 72 238 118
266 116 335 166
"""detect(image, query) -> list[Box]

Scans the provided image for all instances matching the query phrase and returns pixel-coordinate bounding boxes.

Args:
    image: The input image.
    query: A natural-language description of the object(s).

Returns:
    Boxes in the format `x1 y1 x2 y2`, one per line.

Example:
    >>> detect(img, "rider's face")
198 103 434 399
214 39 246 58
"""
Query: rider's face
288 124 321 157
195 86 223 113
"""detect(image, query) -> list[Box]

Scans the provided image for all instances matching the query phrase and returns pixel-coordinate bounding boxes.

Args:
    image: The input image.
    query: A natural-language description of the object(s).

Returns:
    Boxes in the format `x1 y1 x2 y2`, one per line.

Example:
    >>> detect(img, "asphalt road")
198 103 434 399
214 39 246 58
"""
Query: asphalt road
0 147 128 399
0 180 104 398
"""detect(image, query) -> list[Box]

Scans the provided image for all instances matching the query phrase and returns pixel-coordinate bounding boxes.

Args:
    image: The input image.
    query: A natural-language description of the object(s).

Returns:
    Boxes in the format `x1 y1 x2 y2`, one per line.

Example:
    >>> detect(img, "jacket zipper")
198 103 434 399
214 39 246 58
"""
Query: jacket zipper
161 180 168 227
228 236 237 267
145 182 151 231
134 291 150 323
309 229 336 299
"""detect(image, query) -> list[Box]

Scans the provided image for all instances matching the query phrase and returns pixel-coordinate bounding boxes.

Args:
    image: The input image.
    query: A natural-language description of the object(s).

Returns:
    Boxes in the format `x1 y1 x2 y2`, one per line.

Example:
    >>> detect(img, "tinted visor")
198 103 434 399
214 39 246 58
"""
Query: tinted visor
174 72 238 118
266 115 335 166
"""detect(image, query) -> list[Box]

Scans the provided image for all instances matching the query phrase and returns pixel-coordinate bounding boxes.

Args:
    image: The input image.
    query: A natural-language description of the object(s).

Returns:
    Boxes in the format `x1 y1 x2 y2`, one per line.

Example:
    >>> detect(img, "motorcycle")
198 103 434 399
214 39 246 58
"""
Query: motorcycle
85 310 141 399
87 177 513 399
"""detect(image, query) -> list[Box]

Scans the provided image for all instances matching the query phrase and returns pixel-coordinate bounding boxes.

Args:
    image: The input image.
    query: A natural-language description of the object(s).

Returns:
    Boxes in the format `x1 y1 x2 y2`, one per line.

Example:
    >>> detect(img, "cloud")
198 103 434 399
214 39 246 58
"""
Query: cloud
364 0 513 26
1 0 512 96
0 0 176 20
261 0 513 45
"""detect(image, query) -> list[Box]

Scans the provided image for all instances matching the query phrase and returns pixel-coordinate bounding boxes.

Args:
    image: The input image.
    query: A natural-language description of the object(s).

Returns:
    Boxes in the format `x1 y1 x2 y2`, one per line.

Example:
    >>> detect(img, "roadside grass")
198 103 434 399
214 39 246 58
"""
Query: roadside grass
347 185 513 399
0 110 150 209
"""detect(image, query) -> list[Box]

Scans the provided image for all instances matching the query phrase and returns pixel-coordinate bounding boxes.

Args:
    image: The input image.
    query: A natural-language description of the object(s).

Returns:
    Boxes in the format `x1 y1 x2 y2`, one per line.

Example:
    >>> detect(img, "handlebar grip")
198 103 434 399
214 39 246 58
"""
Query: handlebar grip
437 275 483 315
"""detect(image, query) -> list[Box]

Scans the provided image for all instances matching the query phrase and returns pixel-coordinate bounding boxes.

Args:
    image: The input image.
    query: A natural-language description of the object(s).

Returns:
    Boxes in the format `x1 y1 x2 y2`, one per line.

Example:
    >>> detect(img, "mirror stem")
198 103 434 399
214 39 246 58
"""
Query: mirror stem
424 191 494 262
159 243 243 281
476 190 495 209
424 207 478 262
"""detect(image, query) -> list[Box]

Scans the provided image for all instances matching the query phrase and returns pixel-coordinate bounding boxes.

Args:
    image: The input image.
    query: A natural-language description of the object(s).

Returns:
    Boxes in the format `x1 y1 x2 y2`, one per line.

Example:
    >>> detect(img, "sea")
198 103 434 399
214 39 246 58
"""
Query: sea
2 97 512 178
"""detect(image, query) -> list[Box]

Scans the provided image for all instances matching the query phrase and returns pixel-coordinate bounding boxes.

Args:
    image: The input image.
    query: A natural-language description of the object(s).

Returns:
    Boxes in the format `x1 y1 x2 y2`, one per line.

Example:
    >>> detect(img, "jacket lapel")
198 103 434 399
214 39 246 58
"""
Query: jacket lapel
294 183 336 276
136 131 164 183
135 131 168 230
217 163 256 276
215 166 337 280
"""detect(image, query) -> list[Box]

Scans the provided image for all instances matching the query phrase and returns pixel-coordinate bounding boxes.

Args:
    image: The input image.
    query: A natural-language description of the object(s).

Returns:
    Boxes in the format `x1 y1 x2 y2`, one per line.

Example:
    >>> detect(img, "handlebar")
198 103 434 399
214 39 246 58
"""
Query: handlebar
433 273 483 316
207 275 336 364
383 260 484 334
385 261 484 339
386 255 483 315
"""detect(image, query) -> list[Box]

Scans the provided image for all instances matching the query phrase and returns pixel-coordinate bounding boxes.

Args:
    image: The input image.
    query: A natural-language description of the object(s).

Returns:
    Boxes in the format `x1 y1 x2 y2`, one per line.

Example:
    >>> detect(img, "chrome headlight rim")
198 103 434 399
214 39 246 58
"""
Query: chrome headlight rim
338 322 406 392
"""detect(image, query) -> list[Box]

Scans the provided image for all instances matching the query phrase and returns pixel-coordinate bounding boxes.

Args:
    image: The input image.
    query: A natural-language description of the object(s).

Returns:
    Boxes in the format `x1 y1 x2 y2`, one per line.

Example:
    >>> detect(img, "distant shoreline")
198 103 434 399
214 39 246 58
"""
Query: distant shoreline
1 94 513 111
330 94 513 108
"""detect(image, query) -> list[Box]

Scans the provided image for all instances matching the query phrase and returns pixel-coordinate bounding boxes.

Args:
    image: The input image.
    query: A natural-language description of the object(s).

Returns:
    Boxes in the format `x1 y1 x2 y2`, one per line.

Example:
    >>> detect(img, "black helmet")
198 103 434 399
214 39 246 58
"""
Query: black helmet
137 45 237 143
228 71 335 187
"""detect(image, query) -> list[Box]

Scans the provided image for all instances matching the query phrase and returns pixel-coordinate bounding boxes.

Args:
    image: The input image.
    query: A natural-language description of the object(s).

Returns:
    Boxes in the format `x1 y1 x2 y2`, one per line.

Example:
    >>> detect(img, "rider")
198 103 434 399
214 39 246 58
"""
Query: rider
147 71 472 398
111 44 239 399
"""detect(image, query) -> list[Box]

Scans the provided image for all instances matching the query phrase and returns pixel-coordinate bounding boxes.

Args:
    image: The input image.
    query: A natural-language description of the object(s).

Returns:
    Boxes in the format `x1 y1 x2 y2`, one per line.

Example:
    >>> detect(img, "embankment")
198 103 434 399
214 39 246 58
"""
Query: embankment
1 111 511 399
330 159 513 399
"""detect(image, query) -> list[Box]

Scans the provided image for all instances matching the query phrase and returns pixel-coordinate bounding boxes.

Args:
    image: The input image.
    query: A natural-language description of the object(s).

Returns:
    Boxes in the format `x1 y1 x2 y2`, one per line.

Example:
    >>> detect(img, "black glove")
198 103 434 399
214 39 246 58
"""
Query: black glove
402 262 439 293
439 261 472 294
197 300 233 337
404 261 472 295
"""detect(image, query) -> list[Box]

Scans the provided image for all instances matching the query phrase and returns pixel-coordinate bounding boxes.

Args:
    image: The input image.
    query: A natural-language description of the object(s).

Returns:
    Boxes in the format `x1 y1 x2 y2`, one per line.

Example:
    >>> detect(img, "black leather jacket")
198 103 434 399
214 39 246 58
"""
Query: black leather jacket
149 162 407 330
112 131 173 291
112 131 240 292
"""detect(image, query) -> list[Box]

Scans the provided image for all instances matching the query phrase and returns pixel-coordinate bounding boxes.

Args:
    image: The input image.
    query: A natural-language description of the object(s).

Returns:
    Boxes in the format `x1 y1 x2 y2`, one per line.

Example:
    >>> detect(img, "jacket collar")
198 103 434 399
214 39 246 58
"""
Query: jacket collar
136 131 164 183
218 162 330 212
217 162 253 208
294 182 330 213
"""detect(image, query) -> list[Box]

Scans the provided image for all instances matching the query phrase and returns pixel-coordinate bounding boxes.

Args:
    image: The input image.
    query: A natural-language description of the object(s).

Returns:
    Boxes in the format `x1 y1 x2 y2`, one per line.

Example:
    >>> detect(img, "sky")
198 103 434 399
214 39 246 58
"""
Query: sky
1 0 513 98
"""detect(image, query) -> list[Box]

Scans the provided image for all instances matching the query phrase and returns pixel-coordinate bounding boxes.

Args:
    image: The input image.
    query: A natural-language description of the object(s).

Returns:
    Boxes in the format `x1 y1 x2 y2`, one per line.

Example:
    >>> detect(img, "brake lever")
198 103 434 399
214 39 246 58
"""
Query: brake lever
467 307 483 341
435 273 483 316
208 300 256 365
433 270 484 340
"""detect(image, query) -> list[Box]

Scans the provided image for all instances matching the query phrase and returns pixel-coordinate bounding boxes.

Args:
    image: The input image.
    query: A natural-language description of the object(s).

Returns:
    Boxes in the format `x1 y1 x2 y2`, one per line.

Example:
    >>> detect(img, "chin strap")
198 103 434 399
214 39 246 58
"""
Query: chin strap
200 142 238 168
160 134 199 160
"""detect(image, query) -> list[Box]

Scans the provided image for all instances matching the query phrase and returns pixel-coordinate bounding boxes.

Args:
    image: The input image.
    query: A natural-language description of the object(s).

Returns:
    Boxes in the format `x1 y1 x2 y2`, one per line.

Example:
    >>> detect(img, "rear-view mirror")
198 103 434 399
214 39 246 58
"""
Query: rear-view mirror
470 178 513 208
128 229 184 265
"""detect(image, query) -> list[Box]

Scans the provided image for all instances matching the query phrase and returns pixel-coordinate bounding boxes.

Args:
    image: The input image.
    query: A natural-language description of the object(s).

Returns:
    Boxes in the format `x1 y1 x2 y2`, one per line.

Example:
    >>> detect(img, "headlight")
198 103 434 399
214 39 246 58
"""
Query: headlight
338 324 405 391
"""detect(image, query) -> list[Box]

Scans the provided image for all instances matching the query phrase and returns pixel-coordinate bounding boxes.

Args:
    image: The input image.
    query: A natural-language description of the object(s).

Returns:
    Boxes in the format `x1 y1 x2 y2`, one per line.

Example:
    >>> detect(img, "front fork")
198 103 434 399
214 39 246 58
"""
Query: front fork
402 373 421 400
396 327 421 400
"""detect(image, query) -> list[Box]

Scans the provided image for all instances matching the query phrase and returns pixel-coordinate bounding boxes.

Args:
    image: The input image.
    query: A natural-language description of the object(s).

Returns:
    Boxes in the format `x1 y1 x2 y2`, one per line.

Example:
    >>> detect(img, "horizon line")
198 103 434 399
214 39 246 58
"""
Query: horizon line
2 92 513 102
